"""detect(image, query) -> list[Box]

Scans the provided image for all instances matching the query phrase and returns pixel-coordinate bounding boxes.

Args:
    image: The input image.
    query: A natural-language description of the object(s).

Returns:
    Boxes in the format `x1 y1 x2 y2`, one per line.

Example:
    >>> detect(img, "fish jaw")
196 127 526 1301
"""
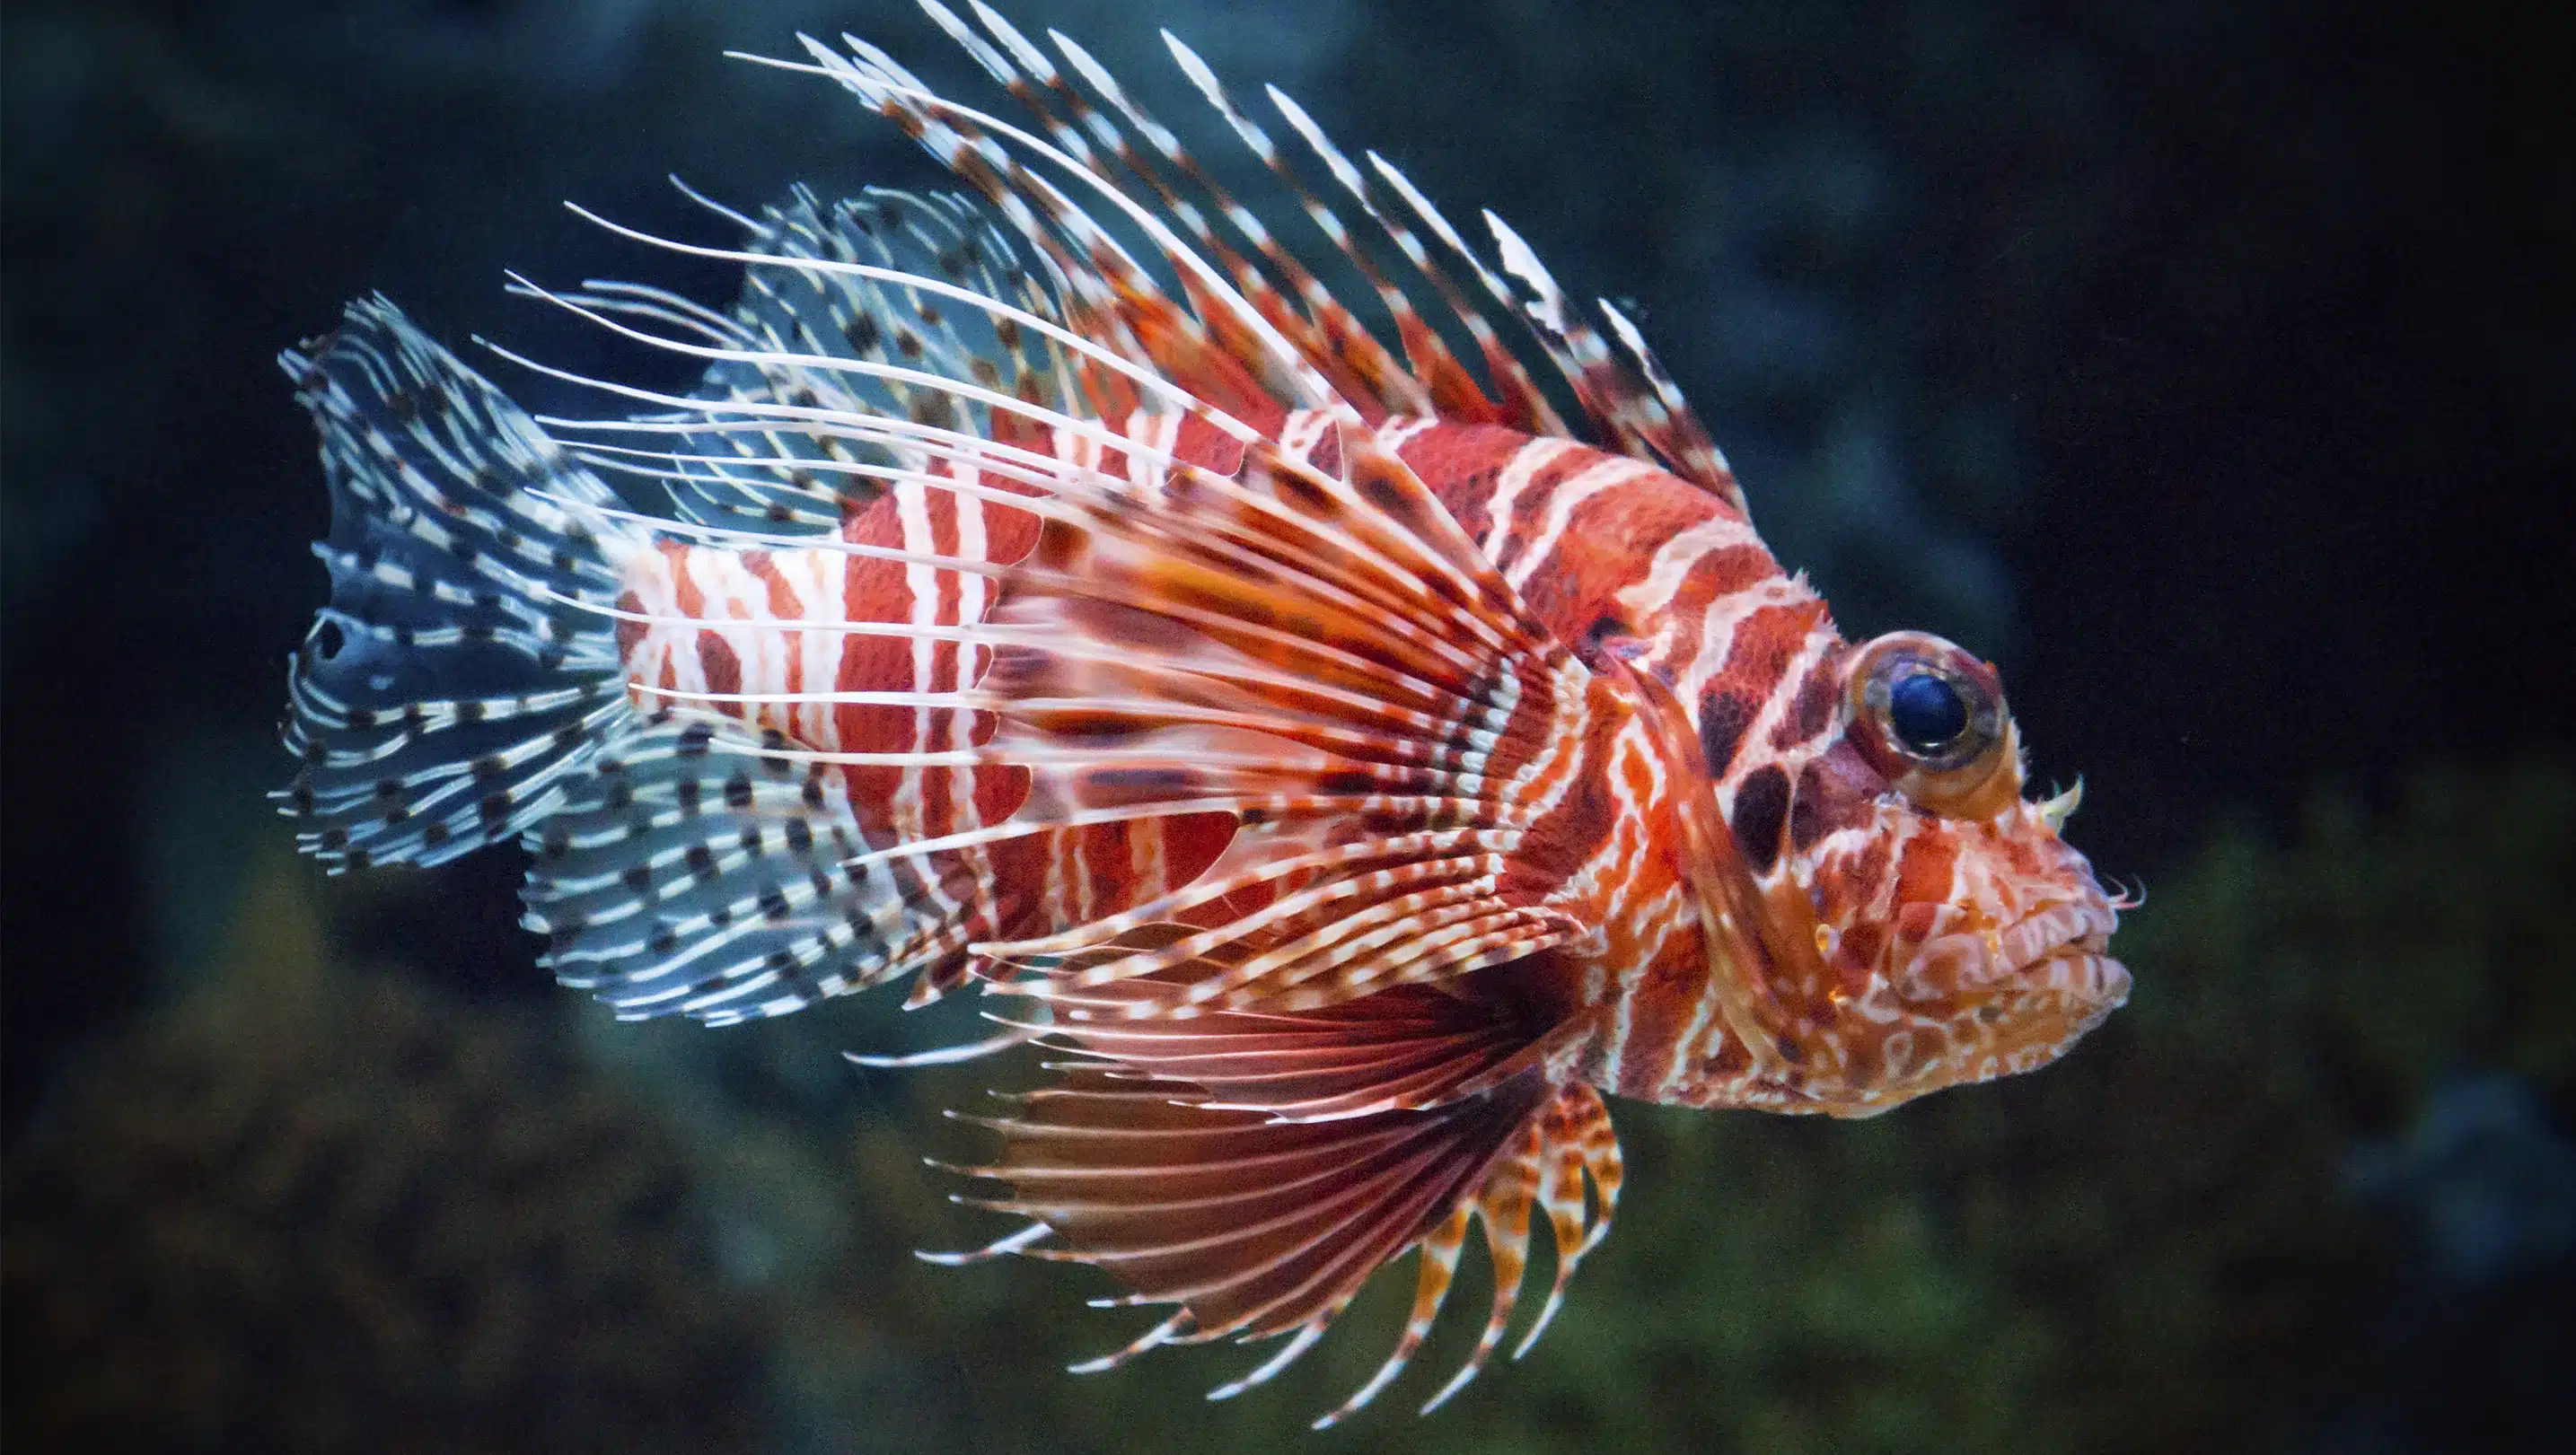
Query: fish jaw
1793 801 2132 1112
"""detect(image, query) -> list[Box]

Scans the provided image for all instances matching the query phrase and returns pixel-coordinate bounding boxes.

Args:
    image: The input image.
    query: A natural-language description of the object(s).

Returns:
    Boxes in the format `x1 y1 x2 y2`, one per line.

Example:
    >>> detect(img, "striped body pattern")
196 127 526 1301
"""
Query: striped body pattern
276 5 2129 1425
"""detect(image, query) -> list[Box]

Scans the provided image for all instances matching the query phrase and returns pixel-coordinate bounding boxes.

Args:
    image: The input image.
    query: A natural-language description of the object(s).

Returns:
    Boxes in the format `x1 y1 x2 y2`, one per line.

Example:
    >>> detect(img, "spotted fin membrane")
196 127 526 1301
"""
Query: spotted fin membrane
277 297 637 872
583 183 1068 533
523 712 989 1024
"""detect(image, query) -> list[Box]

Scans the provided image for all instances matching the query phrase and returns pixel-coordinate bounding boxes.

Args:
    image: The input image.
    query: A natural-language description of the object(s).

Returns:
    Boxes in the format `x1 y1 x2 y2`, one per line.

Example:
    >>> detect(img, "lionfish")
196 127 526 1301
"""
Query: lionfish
276 4 2130 1426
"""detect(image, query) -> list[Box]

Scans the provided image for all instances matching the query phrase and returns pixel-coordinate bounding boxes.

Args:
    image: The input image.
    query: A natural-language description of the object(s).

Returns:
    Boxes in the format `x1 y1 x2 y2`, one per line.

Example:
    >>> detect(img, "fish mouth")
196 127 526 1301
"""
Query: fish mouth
1901 899 2128 1010
2000 901 2130 1010
2000 900 2116 966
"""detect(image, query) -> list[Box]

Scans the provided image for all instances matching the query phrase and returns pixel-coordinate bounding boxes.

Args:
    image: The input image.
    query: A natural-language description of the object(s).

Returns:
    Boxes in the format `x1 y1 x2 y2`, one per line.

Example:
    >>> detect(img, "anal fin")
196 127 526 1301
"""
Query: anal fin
523 711 994 1024
1325 1079 1621 1425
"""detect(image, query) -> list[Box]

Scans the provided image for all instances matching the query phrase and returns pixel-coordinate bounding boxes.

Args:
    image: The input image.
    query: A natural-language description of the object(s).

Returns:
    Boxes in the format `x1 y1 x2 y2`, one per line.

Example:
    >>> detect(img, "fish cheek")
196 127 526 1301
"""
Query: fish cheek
1892 832 1962 913
1833 921 1891 997
1789 741 1879 855
1728 766 1790 874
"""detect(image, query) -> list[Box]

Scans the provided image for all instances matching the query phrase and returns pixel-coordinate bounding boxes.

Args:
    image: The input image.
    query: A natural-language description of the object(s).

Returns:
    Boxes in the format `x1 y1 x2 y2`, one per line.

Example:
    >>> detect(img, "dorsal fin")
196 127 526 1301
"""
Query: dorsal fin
1483 215 1744 511
540 185 1070 533
759 8 1745 513
914 1 1341 425
1038 22 1434 421
778 29 1343 425
1247 81 1553 432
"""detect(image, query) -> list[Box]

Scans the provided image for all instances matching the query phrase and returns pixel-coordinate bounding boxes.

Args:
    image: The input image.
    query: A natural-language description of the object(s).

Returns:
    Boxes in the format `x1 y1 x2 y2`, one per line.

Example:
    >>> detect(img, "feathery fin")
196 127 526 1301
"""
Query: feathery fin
555 185 1067 532
275 296 642 872
524 710 999 1025
789 11 1737 507
950 426 1610 1018
945 1042 1621 1424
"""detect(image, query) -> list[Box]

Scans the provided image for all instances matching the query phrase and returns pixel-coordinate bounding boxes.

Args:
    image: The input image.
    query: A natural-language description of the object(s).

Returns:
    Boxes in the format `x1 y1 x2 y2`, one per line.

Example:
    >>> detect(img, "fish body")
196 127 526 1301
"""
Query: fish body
277 9 2127 1424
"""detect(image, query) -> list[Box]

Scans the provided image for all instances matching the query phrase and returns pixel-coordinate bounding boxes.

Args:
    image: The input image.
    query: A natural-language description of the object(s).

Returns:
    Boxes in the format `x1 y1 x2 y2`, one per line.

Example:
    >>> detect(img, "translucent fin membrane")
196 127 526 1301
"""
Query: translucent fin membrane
945 1066 1622 1425
556 185 1069 533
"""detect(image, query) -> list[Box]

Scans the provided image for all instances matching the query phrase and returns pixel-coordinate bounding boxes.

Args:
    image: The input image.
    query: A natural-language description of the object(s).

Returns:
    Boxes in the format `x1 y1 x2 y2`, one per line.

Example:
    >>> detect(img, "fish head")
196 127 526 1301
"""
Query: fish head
1774 631 2132 1111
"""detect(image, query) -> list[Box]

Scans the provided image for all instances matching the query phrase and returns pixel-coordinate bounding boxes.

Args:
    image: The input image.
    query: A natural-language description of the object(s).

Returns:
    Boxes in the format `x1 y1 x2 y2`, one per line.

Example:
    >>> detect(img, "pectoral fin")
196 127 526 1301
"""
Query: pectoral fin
935 975 1619 1423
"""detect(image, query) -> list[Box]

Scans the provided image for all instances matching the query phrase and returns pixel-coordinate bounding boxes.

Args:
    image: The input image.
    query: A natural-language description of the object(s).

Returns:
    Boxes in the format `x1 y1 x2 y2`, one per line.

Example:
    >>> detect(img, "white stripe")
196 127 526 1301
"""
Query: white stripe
1613 511 1763 623
948 440 994 829
1478 437 1578 565
765 546 848 749
1731 620 1837 778
1123 408 1183 493
683 547 792 702
1370 413 1441 458
1502 455 1657 591
1276 408 1335 466
890 473 951 908
1603 883 1685 1095
1672 575 1811 703
617 548 681 697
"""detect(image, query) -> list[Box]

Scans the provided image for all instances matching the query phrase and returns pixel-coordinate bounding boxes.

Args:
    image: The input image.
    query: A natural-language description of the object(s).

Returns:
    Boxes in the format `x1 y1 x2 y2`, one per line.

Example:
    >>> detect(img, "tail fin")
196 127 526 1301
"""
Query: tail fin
275 296 643 872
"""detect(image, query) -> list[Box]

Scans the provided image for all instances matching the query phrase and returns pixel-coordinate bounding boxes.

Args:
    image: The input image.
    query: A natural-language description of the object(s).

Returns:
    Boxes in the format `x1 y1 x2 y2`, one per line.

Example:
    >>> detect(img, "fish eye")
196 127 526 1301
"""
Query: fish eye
1846 633 2019 818
1886 671 1969 756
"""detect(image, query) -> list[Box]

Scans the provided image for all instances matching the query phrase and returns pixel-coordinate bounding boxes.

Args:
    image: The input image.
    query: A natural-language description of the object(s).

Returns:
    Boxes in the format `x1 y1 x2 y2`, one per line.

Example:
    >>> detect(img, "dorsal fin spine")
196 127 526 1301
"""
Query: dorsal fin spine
778 32 1342 416
1253 83 1502 424
1033 21 1405 418
967 22 1311 428
1361 151 1577 436
1158 34 1429 419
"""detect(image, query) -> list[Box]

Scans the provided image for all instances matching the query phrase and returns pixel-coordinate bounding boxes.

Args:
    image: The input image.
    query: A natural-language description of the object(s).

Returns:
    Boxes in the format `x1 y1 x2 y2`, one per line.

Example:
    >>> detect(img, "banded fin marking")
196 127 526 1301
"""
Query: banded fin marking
943 1012 1622 1424
997 10 1427 423
760 29 1345 418
1163 39 1466 421
774 12 1734 507
561 188 1256 453
276 296 641 871
1009 969 1566 1122
1317 1081 1621 1426
477 277 1621 1027
1481 212 1745 512
963 1066 1549 1343
943 425 1609 1019
523 711 1000 1024
1252 80 1561 434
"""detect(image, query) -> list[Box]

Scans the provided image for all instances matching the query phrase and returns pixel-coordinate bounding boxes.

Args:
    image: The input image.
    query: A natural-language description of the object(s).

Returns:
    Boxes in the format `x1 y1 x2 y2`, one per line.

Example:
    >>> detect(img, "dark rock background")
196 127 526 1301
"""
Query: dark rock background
4 0 2571 1450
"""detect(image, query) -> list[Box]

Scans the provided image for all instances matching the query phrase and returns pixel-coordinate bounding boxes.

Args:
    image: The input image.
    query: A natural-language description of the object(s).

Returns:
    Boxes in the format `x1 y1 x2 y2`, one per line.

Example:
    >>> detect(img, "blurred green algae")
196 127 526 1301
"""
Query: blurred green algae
2 854 776 1454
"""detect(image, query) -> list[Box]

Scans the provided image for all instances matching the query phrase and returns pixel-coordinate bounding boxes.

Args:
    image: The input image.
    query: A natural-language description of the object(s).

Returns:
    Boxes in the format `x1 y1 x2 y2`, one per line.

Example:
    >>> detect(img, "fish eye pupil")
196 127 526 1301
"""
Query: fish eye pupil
1886 671 1969 754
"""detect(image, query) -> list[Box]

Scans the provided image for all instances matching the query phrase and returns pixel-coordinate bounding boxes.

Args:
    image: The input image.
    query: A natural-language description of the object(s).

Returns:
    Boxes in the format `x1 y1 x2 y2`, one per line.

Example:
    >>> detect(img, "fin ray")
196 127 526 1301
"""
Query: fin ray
946 1049 1622 1424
